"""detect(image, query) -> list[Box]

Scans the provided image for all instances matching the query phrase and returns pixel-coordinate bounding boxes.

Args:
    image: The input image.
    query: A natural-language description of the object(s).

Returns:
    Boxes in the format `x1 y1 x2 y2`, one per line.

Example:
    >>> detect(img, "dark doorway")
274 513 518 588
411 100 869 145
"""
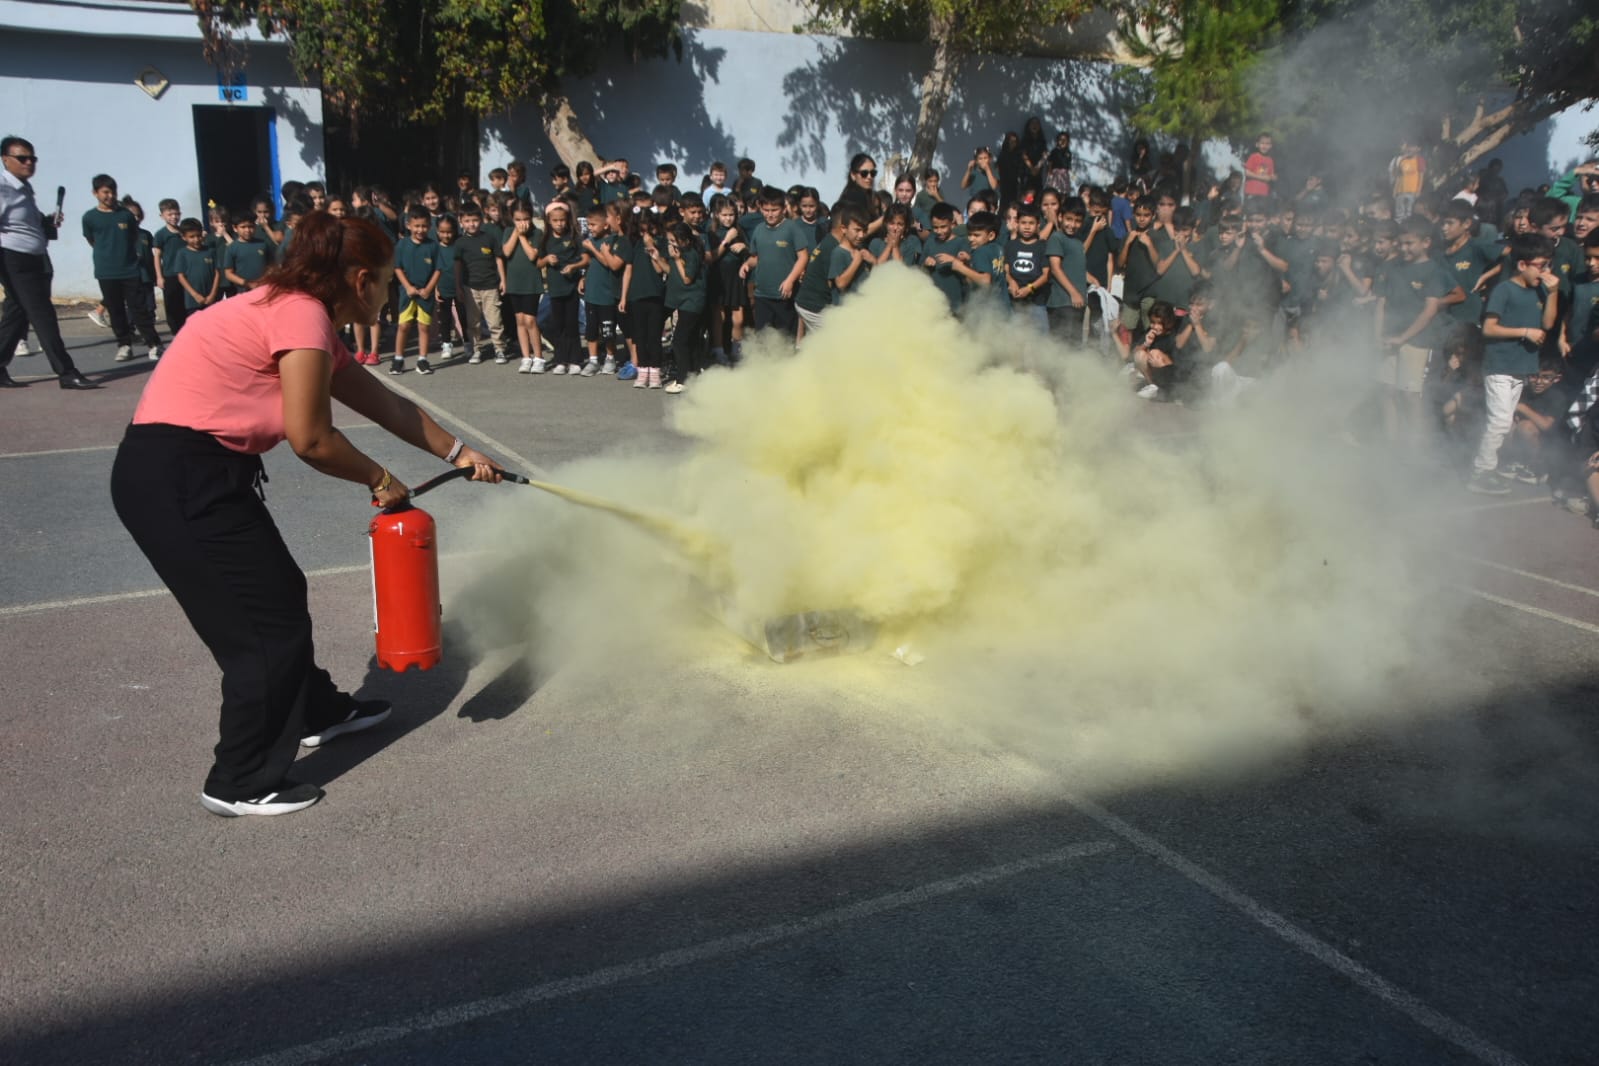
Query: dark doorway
192 105 277 218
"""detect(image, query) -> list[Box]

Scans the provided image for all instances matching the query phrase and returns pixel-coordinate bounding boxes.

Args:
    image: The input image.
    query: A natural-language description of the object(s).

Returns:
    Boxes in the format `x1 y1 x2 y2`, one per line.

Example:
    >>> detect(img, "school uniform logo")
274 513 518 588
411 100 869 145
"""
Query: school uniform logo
1410 280 1424 290
480 246 492 255
1455 260 1472 271
775 240 790 249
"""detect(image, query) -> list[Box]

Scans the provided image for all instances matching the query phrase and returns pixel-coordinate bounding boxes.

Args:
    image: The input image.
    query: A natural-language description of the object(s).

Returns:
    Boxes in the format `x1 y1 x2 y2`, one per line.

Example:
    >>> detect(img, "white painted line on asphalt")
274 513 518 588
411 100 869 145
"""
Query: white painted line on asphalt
375 373 549 478
0 563 371 617
216 840 1118 1066
1062 794 1528 1066
1466 588 1599 638
1451 554 1599 600
0 426 379 462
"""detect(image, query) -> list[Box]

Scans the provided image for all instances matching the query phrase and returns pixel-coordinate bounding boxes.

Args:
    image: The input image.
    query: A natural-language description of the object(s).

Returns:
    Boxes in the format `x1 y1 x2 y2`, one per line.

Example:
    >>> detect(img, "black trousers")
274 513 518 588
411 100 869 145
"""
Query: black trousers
99 277 161 348
669 307 704 380
1047 305 1086 344
546 293 581 365
630 297 665 368
161 274 188 335
0 248 80 377
111 424 358 800
752 296 797 335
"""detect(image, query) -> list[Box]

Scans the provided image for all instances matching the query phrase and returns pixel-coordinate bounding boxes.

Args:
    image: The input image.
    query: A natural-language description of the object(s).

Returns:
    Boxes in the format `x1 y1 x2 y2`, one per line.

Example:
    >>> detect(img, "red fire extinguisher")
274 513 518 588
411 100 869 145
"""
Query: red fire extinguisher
368 467 472 672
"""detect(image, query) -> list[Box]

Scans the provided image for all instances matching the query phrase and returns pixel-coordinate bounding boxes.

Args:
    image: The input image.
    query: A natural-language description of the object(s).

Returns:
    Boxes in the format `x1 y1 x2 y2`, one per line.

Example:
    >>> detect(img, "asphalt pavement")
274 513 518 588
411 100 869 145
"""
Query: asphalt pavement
1 312 1595 1066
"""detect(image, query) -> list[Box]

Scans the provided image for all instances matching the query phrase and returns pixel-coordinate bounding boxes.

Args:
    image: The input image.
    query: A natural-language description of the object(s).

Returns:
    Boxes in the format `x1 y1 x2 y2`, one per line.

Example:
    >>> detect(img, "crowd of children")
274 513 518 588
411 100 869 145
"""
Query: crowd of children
68 141 1599 518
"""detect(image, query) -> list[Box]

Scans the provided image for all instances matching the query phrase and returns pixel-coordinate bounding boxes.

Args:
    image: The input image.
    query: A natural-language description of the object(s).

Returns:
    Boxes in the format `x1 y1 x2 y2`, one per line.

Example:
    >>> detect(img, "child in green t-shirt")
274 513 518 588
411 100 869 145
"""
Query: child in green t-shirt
82 174 161 359
1045 200 1091 342
170 219 219 317
954 212 1005 315
392 208 442 376
1468 234 1560 494
222 215 272 294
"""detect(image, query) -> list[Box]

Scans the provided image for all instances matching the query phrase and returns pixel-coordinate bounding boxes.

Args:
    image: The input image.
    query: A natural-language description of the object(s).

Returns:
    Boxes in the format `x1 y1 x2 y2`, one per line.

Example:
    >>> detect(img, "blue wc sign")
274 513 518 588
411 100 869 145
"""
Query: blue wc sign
217 70 249 103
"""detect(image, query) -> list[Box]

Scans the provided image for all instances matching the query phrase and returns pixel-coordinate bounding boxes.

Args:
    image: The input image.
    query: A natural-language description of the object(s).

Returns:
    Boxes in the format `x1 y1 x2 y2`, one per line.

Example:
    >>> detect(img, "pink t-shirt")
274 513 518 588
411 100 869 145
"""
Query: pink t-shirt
133 288 352 453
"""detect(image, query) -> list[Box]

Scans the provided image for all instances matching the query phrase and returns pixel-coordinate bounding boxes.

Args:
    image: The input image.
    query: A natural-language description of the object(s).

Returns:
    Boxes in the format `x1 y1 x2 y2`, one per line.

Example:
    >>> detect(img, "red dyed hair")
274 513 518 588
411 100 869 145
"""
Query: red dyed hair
262 210 393 314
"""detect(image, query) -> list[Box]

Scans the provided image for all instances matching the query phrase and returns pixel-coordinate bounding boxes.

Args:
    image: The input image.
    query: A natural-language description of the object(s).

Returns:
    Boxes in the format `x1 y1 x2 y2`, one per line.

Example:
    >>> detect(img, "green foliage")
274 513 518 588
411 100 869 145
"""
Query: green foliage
193 0 683 123
1114 0 1280 143
803 0 1093 55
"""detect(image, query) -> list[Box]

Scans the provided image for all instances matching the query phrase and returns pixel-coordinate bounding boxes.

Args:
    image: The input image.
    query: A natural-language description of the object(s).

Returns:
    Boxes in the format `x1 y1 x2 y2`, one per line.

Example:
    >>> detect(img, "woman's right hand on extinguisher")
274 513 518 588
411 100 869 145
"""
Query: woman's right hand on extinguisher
370 467 411 509
454 446 504 483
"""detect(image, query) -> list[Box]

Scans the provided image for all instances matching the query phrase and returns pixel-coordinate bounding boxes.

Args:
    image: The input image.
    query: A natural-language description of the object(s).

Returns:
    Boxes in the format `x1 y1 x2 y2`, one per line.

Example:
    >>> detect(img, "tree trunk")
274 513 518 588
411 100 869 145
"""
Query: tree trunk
1429 95 1567 191
541 90 605 168
906 11 960 177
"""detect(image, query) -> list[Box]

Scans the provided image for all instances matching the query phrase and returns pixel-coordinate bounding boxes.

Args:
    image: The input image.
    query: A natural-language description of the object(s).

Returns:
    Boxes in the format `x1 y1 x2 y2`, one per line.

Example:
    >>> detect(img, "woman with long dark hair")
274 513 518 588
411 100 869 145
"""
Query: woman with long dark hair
111 211 504 817
1020 117 1048 202
997 132 1023 209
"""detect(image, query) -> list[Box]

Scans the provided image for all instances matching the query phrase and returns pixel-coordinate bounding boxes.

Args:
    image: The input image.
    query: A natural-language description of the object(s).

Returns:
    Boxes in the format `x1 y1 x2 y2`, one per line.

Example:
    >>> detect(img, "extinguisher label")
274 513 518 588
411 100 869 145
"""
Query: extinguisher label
368 534 379 634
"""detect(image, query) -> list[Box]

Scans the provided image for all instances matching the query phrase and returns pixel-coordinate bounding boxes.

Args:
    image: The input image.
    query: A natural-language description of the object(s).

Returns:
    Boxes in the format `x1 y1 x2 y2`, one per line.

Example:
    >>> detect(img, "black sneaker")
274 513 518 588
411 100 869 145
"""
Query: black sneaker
389 358 404 376
301 699 392 748
199 781 323 818
416 358 434 375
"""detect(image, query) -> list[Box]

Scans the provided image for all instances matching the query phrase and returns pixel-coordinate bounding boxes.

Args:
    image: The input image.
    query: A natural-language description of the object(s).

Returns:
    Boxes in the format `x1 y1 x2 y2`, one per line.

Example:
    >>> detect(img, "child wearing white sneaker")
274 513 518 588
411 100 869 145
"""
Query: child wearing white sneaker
433 214 462 363
392 208 441 375
538 201 589 374
502 205 546 372
581 204 624 374
620 213 669 388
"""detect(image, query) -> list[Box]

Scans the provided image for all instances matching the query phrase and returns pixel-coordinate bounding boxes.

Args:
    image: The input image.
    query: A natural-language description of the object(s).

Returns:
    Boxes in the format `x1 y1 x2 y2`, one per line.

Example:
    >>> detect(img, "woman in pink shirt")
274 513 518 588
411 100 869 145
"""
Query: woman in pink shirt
111 212 502 818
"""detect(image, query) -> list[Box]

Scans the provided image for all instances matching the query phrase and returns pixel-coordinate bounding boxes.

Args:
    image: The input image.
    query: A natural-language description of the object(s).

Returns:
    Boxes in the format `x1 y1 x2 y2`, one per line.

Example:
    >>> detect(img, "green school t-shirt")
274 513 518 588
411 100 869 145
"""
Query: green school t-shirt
135 229 156 284
434 241 460 299
621 237 666 302
1381 257 1452 349
828 244 860 304
1570 279 1599 349
868 234 922 267
394 237 440 311
923 234 970 312
542 233 583 298
749 218 813 301
1082 224 1116 289
170 245 217 309
1482 280 1545 376
154 225 185 277
456 231 502 291
582 234 620 306
1120 227 1167 304
795 233 838 312
503 232 544 296
1144 237 1201 310
223 238 271 284
1439 240 1495 325
665 246 706 313
1045 232 1088 309
967 242 1006 307
82 207 139 280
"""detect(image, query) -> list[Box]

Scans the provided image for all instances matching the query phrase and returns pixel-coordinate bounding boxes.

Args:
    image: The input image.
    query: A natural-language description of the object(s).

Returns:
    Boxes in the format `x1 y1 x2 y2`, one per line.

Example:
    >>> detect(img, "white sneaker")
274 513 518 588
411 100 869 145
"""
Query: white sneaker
518 357 535 373
14 339 30 358
530 357 547 374
664 380 685 394
440 341 454 359
580 359 599 377
147 345 162 362
1137 383 1160 400
600 356 617 375
199 781 323 818
633 372 647 389
88 309 110 329
114 344 133 362
467 349 483 364
551 363 568 375
494 350 510 364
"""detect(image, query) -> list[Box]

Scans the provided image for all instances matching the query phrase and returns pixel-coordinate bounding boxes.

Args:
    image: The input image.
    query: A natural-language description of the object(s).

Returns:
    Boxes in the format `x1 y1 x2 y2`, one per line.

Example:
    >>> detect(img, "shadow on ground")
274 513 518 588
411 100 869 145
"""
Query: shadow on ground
6 669 1597 1066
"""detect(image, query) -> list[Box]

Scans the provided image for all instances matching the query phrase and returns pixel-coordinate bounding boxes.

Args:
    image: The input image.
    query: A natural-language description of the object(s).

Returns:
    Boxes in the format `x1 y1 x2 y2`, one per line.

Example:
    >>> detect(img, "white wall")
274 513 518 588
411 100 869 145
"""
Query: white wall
0 26 323 297
481 28 1142 200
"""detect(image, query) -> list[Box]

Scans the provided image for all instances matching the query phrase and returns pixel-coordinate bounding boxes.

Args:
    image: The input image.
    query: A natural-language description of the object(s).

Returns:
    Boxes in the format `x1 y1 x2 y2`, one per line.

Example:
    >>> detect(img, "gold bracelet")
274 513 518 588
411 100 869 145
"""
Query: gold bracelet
371 468 392 494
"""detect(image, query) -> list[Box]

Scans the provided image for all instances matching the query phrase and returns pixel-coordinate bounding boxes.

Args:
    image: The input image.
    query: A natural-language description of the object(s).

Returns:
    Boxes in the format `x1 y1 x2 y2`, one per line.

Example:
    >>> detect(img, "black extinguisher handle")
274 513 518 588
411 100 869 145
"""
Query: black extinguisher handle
380 465 472 513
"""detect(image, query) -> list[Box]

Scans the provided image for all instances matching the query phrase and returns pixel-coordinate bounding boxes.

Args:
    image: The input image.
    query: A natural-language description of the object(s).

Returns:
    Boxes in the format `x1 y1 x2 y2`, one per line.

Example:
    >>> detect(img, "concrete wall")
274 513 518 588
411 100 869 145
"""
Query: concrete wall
481 27 1145 200
0 10 322 297
482 25 1593 213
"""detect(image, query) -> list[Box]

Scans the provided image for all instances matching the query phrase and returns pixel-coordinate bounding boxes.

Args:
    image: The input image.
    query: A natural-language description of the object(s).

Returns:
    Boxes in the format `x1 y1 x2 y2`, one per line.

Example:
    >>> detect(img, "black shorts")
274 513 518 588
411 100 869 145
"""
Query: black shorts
507 292 539 317
584 302 618 343
752 297 796 335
